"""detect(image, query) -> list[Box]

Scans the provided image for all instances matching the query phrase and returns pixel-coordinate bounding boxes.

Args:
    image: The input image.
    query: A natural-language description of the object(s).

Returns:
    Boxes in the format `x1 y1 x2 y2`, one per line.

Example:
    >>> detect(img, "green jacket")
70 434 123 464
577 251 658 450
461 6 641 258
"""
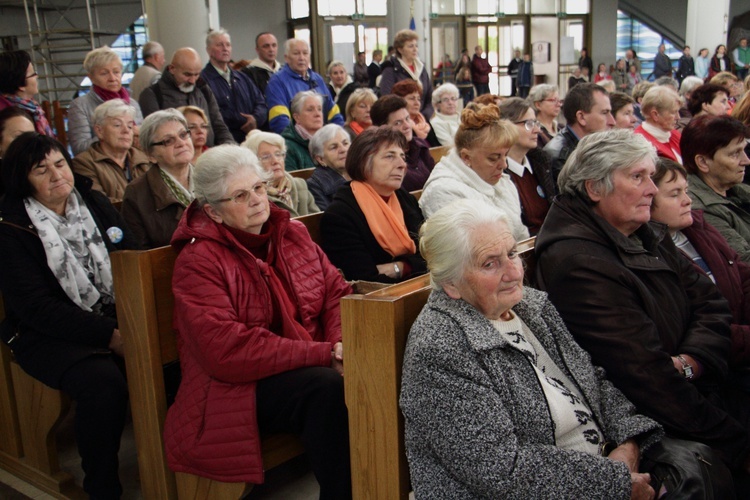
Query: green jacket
281 124 316 172
687 173 750 263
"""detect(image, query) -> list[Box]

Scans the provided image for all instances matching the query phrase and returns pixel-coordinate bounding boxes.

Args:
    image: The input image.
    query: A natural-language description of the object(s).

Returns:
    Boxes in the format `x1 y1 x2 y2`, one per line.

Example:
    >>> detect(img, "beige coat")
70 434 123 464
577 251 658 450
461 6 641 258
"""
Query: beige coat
72 143 150 203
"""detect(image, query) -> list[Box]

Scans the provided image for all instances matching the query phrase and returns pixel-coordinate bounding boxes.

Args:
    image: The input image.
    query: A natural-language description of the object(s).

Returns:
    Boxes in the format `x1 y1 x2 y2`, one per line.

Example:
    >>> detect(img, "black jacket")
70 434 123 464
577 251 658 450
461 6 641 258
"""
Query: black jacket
542 126 579 183
535 194 749 469
320 184 426 283
0 174 138 387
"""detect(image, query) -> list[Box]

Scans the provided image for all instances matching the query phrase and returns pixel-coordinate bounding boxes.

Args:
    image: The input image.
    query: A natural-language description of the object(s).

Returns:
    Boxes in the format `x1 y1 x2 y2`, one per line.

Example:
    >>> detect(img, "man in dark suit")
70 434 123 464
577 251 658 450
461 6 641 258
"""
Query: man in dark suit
368 49 383 89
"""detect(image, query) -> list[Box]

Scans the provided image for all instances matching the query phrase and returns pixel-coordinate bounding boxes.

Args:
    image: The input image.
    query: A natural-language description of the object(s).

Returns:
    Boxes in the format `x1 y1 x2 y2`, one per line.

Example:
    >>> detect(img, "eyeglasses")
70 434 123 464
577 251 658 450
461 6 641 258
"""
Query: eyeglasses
440 96 459 103
215 182 268 204
26 72 38 79
151 129 191 148
514 119 541 131
259 151 286 163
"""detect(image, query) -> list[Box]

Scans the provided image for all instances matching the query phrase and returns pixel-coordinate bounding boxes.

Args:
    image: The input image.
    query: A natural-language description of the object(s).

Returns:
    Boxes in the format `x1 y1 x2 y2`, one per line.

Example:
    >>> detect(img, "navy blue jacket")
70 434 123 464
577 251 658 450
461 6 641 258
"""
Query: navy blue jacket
201 63 268 143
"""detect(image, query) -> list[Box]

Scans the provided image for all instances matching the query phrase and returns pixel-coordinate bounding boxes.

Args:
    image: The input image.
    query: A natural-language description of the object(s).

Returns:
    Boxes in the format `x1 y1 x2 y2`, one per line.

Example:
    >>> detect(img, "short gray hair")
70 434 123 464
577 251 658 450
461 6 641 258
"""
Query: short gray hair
432 83 459 107
284 38 309 55
558 129 657 202
139 109 188 154
654 76 679 91
206 28 230 48
528 84 559 110
142 41 164 60
290 90 323 116
241 129 286 155
92 99 136 127
83 46 122 74
309 124 347 159
679 76 704 97
420 199 512 291
641 85 679 115
193 144 271 206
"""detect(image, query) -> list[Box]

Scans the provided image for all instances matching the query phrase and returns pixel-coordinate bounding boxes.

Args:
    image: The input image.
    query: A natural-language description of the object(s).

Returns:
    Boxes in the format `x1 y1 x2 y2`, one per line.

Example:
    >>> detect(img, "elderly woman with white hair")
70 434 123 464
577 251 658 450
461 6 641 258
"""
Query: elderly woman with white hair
283 90 325 171
242 129 318 217
634 85 682 162
122 109 194 248
429 83 461 147
535 129 750 484
401 198 664 499
164 144 352 497
528 84 561 147
67 46 144 155
307 124 351 211
72 99 150 203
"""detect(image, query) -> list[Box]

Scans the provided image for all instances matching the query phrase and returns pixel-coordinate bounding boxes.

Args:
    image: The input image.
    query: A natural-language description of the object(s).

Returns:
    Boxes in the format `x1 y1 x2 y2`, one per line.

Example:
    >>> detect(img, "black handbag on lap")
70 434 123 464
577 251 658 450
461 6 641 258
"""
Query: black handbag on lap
641 437 735 500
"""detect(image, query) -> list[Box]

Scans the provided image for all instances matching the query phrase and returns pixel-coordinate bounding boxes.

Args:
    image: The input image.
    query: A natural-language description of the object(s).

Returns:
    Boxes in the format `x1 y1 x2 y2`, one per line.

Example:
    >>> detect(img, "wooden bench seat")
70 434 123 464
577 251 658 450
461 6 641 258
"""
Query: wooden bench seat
0 296 86 499
111 246 304 500
341 236 536 499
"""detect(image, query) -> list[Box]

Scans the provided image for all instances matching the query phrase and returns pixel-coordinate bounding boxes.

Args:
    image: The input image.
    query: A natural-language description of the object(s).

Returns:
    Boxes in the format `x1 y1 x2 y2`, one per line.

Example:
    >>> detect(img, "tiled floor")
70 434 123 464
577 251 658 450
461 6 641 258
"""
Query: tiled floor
0 406 319 499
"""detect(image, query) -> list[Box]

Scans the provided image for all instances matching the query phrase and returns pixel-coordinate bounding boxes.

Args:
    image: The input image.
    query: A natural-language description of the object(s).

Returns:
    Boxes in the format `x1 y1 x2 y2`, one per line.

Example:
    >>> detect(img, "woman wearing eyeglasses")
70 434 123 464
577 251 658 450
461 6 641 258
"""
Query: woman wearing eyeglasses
165 144 353 496
0 50 55 137
499 98 556 235
241 130 319 217
528 84 562 148
122 109 195 248
430 83 461 148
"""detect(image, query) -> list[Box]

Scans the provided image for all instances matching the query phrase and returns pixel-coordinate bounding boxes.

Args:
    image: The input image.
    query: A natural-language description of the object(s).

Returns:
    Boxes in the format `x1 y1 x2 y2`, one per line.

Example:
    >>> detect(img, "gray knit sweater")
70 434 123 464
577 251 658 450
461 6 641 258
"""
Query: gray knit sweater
400 287 663 499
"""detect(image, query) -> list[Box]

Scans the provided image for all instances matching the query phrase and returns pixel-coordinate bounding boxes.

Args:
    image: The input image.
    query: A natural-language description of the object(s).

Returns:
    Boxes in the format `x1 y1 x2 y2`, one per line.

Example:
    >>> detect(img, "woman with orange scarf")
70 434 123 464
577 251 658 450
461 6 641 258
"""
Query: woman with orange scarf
391 80 440 146
321 127 426 283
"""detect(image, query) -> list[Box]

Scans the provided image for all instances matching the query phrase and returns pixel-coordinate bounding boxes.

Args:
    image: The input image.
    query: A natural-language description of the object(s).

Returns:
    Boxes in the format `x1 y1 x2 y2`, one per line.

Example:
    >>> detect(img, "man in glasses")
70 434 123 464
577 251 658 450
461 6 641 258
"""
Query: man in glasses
265 38 344 134
139 47 233 147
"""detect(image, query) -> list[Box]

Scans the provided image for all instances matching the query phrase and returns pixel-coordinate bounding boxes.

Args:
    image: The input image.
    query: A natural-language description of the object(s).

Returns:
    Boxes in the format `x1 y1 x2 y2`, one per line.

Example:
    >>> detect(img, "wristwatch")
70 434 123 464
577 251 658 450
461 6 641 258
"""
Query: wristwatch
677 355 694 380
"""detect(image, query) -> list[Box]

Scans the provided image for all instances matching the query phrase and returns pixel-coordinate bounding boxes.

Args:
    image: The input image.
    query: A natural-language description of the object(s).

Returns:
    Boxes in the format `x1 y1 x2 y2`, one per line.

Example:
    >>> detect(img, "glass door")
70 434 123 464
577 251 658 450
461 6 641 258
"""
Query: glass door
467 18 526 96
431 18 461 85
322 20 388 73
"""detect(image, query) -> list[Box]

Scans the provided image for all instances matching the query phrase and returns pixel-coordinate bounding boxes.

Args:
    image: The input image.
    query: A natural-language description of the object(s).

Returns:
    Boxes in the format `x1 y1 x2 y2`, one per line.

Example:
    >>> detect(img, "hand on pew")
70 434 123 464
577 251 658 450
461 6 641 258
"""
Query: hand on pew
108 328 124 357
331 342 344 376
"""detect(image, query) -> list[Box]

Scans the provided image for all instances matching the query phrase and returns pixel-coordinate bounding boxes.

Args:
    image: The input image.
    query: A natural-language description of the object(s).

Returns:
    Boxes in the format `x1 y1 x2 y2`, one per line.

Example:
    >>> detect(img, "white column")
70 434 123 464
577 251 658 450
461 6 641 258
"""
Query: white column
387 0 431 70
143 0 215 64
686 0 730 53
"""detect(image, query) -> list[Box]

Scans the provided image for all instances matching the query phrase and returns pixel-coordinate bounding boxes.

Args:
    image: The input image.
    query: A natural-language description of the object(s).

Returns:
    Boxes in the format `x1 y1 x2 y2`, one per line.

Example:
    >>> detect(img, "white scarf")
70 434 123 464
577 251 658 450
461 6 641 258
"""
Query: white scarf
25 191 114 312
397 57 425 83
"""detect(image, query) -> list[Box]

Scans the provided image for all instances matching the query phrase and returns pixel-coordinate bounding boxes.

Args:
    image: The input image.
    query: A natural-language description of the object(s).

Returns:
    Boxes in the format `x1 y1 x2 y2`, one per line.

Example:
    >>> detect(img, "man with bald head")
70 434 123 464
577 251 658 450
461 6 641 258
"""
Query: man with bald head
265 38 343 133
139 47 233 146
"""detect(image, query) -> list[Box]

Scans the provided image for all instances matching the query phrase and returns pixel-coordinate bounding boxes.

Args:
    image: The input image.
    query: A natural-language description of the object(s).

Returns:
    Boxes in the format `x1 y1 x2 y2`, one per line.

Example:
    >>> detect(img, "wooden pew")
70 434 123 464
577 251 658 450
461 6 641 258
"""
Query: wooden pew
294 212 323 246
342 236 536 499
111 246 304 500
52 101 69 149
428 145 450 164
0 296 85 499
289 167 315 180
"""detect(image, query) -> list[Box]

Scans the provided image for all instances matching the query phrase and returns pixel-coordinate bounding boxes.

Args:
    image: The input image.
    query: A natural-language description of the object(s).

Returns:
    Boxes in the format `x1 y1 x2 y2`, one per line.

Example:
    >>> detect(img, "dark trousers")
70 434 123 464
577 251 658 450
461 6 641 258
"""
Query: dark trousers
256 366 352 500
59 354 128 499
474 82 490 96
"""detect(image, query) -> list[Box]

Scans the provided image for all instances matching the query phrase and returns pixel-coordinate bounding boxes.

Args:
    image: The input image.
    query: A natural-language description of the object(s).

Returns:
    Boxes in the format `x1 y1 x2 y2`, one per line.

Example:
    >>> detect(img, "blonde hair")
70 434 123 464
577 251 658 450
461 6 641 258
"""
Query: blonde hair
454 103 518 152
83 46 122 74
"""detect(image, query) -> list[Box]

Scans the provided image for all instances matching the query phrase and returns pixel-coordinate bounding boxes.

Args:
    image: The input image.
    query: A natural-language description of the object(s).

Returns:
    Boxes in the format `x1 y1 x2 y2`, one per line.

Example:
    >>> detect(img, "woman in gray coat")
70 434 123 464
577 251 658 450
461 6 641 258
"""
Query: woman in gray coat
400 199 663 499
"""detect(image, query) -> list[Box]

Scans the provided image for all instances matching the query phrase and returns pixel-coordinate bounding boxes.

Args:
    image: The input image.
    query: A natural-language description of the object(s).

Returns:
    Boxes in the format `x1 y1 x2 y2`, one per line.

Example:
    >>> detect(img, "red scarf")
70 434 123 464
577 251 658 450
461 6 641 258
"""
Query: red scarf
92 85 131 104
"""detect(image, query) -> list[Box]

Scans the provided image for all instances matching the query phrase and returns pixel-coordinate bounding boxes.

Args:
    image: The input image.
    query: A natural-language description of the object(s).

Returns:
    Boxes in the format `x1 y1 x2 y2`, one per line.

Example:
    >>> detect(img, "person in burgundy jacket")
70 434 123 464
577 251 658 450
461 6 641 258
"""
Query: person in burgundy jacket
471 45 492 97
650 158 750 374
164 144 353 498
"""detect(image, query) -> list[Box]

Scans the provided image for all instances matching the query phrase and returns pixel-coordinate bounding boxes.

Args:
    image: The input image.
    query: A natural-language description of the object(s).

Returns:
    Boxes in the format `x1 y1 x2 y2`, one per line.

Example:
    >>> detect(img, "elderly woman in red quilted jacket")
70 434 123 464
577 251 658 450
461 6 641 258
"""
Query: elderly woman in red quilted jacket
164 144 353 498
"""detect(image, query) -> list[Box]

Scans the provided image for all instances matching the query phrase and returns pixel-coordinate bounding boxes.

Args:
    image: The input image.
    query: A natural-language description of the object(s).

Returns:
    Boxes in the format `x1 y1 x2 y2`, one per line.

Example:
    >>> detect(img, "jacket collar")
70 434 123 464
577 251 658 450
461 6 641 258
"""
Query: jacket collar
145 165 184 211
687 173 733 207
0 173 94 224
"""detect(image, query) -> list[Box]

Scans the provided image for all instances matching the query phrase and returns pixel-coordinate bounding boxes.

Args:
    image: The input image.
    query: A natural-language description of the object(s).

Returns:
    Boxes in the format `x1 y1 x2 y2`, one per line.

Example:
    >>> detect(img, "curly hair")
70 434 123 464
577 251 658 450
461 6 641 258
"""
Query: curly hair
391 79 423 97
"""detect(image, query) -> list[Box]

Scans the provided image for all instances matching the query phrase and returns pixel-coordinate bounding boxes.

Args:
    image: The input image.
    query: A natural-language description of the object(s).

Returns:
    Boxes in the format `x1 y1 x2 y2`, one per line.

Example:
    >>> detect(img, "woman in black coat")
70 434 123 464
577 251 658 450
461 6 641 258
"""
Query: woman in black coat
320 127 426 283
0 133 138 498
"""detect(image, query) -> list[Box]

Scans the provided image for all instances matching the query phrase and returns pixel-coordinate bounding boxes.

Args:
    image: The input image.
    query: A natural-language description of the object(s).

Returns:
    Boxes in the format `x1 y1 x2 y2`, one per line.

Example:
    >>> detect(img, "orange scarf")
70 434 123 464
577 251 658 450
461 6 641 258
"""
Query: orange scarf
411 112 431 140
351 181 416 257
349 121 366 136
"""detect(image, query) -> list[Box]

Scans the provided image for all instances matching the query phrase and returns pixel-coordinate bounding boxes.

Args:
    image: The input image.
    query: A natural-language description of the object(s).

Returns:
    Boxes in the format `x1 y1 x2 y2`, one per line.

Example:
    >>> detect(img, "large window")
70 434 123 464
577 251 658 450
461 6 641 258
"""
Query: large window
81 15 147 90
316 0 386 16
616 10 682 78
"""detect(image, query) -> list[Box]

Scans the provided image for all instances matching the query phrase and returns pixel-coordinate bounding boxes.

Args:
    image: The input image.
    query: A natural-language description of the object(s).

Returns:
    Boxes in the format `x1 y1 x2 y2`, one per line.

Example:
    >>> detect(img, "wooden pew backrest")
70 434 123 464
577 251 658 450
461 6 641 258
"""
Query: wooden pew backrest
293 212 323 247
289 168 315 180
429 146 449 164
342 236 536 499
